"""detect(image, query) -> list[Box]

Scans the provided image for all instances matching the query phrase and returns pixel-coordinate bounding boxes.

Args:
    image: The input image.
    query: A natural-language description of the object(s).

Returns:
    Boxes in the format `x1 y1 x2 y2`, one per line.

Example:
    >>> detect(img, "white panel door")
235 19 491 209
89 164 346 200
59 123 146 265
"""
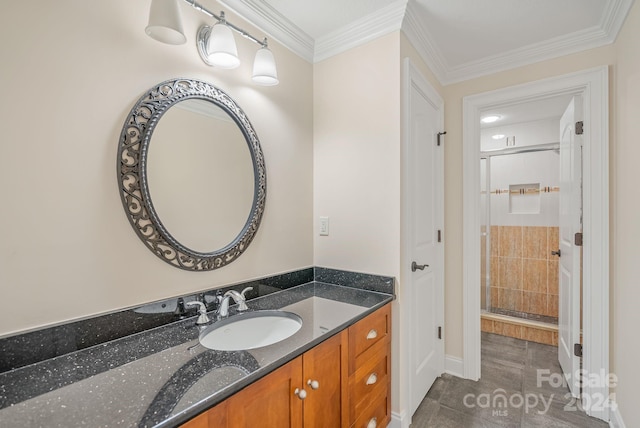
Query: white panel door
558 96 583 398
406 69 444 417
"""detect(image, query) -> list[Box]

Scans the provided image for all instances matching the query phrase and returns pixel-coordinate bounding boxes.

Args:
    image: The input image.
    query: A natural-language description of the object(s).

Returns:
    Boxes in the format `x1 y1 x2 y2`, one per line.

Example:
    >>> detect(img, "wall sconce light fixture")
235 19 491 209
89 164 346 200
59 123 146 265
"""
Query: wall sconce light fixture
146 0 279 86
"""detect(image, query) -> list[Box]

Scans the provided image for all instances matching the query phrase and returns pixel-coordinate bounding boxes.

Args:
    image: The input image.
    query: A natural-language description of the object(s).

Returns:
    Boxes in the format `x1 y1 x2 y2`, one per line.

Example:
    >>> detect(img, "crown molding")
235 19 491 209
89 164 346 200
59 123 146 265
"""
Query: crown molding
313 0 407 63
442 25 611 84
402 0 633 85
218 0 632 82
600 0 634 43
218 0 408 64
401 1 448 84
218 0 315 62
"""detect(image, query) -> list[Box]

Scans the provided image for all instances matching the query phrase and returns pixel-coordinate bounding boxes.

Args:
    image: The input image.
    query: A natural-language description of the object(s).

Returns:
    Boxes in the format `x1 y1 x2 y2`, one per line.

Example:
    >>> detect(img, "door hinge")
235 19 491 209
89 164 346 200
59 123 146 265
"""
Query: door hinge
574 232 583 246
437 229 442 243
438 326 442 340
437 131 447 146
574 343 583 357
575 121 584 135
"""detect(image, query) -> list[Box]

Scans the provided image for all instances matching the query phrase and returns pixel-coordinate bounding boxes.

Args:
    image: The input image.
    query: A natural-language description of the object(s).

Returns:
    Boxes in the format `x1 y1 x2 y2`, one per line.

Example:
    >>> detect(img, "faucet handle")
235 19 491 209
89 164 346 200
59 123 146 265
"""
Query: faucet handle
237 287 252 312
185 301 210 325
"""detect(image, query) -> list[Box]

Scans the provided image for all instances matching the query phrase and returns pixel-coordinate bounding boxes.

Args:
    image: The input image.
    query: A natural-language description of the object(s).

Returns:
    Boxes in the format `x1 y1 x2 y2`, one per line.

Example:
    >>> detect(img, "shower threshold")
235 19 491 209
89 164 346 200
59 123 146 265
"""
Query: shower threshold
488 307 558 325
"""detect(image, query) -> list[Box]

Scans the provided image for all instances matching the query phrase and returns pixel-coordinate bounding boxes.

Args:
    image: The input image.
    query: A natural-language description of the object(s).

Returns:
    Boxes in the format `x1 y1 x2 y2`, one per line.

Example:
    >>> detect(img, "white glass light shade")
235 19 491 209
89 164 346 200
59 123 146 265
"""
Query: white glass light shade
145 0 186 45
252 47 279 86
206 22 240 69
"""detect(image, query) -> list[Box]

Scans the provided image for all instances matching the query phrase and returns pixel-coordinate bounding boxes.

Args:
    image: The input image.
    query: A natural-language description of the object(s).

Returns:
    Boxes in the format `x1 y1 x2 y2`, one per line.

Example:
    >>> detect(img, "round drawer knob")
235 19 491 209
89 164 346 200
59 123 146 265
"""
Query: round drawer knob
307 379 320 390
294 388 307 400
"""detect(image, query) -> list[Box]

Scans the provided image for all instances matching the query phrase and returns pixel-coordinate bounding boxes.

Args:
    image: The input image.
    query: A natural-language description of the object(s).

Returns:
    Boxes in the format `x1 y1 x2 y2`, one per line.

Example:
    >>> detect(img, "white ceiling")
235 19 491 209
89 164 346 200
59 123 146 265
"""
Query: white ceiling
480 94 575 128
219 0 633 85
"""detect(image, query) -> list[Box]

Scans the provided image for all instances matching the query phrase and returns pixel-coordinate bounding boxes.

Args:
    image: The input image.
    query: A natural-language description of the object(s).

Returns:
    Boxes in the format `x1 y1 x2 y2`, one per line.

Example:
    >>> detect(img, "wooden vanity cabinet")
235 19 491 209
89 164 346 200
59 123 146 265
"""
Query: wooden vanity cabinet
183 330 347 428
347 304 391 428
301 330 349 428
181 304 391 428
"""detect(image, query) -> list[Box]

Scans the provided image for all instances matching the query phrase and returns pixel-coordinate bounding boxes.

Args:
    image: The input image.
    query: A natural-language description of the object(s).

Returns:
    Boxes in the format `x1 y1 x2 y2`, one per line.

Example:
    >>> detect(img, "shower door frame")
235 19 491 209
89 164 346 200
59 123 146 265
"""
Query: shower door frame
461 66 610 421
481 143 561 318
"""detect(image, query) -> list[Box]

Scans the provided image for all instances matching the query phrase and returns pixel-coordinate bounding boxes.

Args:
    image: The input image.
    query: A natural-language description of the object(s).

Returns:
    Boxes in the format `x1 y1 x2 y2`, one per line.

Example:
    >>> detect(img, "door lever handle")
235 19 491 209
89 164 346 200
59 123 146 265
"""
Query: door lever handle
551 249 561 257
411 261 429 272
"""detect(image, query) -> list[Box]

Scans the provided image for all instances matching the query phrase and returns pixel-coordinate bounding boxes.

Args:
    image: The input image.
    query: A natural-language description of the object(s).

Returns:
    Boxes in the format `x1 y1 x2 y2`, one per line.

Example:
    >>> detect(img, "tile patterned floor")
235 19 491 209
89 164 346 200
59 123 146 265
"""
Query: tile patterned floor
411 333 609 428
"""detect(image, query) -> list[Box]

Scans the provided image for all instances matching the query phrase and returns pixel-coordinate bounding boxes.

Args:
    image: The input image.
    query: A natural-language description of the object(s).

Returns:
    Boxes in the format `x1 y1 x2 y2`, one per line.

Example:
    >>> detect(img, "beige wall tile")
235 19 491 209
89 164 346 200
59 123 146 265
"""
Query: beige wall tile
500 257 523 290
548 227 560 260
523 327 556 345
481 234 486 259
500 288 524 311
490 225 499 256
481 318 494 333
481 283 487 308
523 226 549 259
523 291 547 316
548 260 559 295
490 256 500 287
547 294 559 318
500 226 523 257
495 321 523 339
523 259 548 293
491 287 500 308
485 318 560 344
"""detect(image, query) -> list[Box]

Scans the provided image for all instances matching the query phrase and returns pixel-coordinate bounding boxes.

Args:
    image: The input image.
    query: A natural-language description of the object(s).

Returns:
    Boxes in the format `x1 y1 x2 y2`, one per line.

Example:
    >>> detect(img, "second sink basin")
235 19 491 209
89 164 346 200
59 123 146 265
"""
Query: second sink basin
199 310 302 351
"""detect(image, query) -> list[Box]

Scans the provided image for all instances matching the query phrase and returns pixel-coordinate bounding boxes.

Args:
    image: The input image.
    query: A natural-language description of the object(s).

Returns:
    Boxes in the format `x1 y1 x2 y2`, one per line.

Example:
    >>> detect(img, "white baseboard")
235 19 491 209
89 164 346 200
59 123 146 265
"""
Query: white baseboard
389 410 409 428
445 354 464 377
609 403 626 428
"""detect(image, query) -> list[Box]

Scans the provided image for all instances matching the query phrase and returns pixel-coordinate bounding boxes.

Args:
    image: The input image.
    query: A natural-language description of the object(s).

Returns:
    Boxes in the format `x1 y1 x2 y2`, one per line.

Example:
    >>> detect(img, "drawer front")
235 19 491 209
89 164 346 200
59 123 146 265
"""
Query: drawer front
349 305 390 365
351 340 389 415
351 388 390 428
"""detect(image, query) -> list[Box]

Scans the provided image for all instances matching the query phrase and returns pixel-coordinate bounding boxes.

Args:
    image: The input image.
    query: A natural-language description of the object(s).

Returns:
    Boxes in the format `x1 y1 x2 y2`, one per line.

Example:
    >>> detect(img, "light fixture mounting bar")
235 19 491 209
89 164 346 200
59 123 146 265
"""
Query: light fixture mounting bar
182 0 267 47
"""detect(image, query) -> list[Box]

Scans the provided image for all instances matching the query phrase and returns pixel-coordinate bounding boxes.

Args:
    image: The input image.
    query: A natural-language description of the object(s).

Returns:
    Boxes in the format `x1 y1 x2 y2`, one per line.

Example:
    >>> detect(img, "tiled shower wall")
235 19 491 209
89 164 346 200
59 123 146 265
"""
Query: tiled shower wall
488 225 559 318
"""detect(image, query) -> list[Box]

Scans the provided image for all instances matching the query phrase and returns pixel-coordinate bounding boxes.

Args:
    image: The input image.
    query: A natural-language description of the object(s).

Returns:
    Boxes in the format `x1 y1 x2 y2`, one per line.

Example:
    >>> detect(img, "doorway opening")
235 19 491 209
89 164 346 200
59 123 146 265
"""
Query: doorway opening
479 96 574 346
461 67 609 421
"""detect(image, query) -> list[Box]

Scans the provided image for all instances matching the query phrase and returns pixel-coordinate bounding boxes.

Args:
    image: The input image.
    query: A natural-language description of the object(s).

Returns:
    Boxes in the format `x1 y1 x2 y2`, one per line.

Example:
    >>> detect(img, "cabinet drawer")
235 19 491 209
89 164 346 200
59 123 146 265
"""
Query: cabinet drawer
351 388 390 428
351 339 389 416
349 305 390 369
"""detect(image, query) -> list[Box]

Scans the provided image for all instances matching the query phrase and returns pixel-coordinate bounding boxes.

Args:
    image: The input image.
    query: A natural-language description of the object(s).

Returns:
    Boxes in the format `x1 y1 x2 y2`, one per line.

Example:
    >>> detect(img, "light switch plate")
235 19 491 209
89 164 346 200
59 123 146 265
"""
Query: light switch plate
319 216 329 236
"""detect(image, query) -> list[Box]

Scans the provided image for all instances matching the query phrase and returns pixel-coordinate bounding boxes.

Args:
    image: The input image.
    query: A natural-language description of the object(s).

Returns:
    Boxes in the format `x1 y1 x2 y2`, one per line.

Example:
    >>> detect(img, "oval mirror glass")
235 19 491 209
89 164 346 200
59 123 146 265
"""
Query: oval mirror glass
147 99 254 253
117 78 266 271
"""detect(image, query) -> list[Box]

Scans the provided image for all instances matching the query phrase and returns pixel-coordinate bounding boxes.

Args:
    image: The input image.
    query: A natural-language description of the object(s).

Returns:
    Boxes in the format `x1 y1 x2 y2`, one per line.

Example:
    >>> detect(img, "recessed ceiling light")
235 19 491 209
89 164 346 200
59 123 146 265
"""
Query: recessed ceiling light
492 134 506 140
481 115 502 124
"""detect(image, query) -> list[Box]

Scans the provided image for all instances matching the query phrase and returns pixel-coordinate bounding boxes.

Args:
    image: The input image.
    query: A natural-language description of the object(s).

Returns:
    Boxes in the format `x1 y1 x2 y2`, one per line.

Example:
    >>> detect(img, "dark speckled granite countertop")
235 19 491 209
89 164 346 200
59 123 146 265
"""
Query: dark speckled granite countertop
0 280 393 428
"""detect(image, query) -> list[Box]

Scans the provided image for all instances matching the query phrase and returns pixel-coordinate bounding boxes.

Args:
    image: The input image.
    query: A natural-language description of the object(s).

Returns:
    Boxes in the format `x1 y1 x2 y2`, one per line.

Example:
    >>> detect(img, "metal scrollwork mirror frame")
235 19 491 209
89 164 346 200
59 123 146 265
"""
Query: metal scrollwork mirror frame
117 78 266 271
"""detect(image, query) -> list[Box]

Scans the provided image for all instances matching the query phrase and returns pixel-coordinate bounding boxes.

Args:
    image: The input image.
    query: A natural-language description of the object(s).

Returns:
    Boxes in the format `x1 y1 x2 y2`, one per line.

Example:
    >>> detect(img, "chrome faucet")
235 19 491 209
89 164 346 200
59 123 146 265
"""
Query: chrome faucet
185 301 210 325
218 287 253 317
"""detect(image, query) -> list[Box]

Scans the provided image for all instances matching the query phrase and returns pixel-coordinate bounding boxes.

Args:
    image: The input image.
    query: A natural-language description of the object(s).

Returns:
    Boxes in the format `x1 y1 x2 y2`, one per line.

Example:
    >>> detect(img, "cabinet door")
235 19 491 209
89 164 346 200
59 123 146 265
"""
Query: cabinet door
180 401 227 428
227 357 303 428
302 331 348 428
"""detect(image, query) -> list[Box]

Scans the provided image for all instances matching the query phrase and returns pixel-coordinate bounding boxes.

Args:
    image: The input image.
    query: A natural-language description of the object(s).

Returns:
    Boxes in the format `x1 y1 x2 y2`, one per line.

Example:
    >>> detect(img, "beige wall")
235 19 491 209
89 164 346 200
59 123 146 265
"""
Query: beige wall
313 31 404 412
0 0 314 336
313 32 401 278
612 1 640 424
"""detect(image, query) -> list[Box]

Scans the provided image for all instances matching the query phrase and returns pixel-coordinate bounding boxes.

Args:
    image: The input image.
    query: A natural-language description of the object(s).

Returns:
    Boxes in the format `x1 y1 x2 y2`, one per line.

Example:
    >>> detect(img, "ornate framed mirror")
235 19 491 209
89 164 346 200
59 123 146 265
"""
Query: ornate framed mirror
117 78 266 271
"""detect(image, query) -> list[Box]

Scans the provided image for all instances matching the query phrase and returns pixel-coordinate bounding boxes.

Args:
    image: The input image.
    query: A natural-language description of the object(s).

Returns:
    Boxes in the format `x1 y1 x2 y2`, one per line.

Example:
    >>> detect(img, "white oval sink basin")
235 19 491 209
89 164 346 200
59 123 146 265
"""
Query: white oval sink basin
199 310 302 351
